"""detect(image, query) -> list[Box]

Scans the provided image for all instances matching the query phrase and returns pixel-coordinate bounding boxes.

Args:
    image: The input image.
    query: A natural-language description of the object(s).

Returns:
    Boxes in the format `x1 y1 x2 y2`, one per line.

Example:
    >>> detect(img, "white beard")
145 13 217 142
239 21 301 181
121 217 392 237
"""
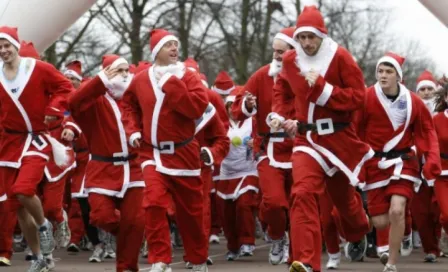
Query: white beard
268 59 282 77
107 74 133 99
154 61 185 81
423 97 436 114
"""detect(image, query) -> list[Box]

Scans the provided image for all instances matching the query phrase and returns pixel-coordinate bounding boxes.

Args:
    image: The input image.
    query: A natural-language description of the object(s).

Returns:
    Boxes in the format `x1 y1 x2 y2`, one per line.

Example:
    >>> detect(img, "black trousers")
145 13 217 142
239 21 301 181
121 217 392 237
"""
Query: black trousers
77 197 101 246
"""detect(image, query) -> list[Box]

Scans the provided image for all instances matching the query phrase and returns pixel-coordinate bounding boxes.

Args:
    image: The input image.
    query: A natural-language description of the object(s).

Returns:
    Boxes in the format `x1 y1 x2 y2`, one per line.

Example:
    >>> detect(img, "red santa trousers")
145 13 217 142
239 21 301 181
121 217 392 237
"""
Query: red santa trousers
290 152 369 271
68 198 85 245
3 155 49 211
319 190 343 255
201 167 213 243
88 188 144 272
257 159 292 240
376 226 390 253
0 200 15 259
38 176 68 224
219 176 258 252
412 182 441 255
210 181 223 236
435 177 448 233
142 165 207 265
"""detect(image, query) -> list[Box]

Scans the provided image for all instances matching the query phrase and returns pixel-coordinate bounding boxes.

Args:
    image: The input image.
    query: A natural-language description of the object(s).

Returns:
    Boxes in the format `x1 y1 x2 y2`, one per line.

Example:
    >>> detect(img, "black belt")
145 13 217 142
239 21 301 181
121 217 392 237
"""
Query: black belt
374 148 412 160
91 154 137 163
441 153 448 160
258 132 288 138
297 122 350 135
74 148 88 153
152 137 194 152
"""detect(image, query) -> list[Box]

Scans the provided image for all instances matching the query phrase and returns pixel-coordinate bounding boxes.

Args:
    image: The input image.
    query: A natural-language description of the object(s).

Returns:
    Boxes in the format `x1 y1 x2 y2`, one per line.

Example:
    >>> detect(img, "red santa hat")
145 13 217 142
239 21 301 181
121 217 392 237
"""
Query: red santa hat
376 52 405 80
212 71 235 95
294 6 328 39
64 60 83 81
416 70 437 91
19 41 40 59
184 57 200 73
0 26 20 49
274 27 297 48
102 54 128 70
225 86 242 104
200 73 209 88
150 29 179 62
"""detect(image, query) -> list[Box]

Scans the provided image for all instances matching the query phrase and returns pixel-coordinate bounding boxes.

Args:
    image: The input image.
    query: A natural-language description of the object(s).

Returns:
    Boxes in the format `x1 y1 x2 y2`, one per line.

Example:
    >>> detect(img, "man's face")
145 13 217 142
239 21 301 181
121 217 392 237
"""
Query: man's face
417 86 435 100
115 63 130 78
65 75 81 89
156 40 179 66
0 39 18 64
272 39 290 62
377 63 399 90
295 32 323 56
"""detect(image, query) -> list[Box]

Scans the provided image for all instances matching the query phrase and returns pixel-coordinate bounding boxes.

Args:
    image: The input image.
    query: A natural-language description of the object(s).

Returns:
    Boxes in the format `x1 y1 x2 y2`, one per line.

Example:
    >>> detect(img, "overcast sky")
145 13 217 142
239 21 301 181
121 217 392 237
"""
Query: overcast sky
301 0 448 74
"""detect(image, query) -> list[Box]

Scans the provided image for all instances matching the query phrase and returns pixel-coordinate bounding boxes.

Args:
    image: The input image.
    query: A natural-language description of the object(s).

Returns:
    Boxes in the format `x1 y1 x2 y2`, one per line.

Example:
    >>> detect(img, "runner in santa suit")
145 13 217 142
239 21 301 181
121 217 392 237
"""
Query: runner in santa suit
217 87 259 260
68 54 145 272
268 6 372 272
410 70 442 263
183 58 230 268
355 53 441 272
0 40 40 267
121 29 210 272
232 26 296 265
0 26 73 272
433 84 448 257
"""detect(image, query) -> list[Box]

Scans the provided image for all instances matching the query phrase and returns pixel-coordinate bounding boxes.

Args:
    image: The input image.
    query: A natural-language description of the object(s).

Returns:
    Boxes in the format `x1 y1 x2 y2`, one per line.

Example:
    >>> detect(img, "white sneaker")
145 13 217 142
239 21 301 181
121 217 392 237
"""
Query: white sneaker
239 244 255 257
55 211 71 248
38 219 55 255
400 235 413 257
264 232 272 243
439 229 448 255
269 238 284 265
25 247 33 261
226 251 239 261
383 263 398 272
379 251 389 266
104 242 116 259
209 234 220 244
88 245 104 263
141 240 148 258
281 233 290 264
0 256 11 266
412 231 422 248
45 253 56 270
192 263 207 272
150 262 172 272
326 252 341 270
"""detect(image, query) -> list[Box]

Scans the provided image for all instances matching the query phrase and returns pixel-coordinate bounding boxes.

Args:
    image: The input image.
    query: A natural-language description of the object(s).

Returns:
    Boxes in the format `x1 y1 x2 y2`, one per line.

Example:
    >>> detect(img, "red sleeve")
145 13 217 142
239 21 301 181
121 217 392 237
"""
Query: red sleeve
160 71 209 119
209 91 229 130
232 71 258 121
307 49 366 112
121 79 143 143
414 99 442 181
42 61 74 117
63 116 82 138
270 71 295 122
68 75 107 114
351 91 370 140
202 115 230 166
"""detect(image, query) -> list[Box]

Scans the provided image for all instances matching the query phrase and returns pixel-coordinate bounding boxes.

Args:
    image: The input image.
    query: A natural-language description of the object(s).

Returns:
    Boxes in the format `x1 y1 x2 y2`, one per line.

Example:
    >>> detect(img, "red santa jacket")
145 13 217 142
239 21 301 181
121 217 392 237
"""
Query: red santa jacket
68 77 144 197
0 58 72 169
196 90 230 169
272 39 373 186
355 84 441 190
232 64 294 169
43 117 77 182
433 110 448 178
121 65 209 177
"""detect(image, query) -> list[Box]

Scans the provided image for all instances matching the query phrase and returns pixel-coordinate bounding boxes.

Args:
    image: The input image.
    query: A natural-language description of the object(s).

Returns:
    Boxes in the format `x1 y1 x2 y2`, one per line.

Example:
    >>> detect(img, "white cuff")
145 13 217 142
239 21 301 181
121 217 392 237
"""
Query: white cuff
201 147 214 166
315 82 333 106
421 172 435 187
64 121 82 135
266 112 285 127
242 96 257 117
158 73 173 89
98 70 112 89
129 132 142 147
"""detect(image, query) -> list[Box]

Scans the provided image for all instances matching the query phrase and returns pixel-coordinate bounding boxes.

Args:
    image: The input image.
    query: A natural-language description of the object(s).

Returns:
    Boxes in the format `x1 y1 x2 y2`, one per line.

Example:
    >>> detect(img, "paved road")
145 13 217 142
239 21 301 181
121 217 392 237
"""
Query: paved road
4 239 448 271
